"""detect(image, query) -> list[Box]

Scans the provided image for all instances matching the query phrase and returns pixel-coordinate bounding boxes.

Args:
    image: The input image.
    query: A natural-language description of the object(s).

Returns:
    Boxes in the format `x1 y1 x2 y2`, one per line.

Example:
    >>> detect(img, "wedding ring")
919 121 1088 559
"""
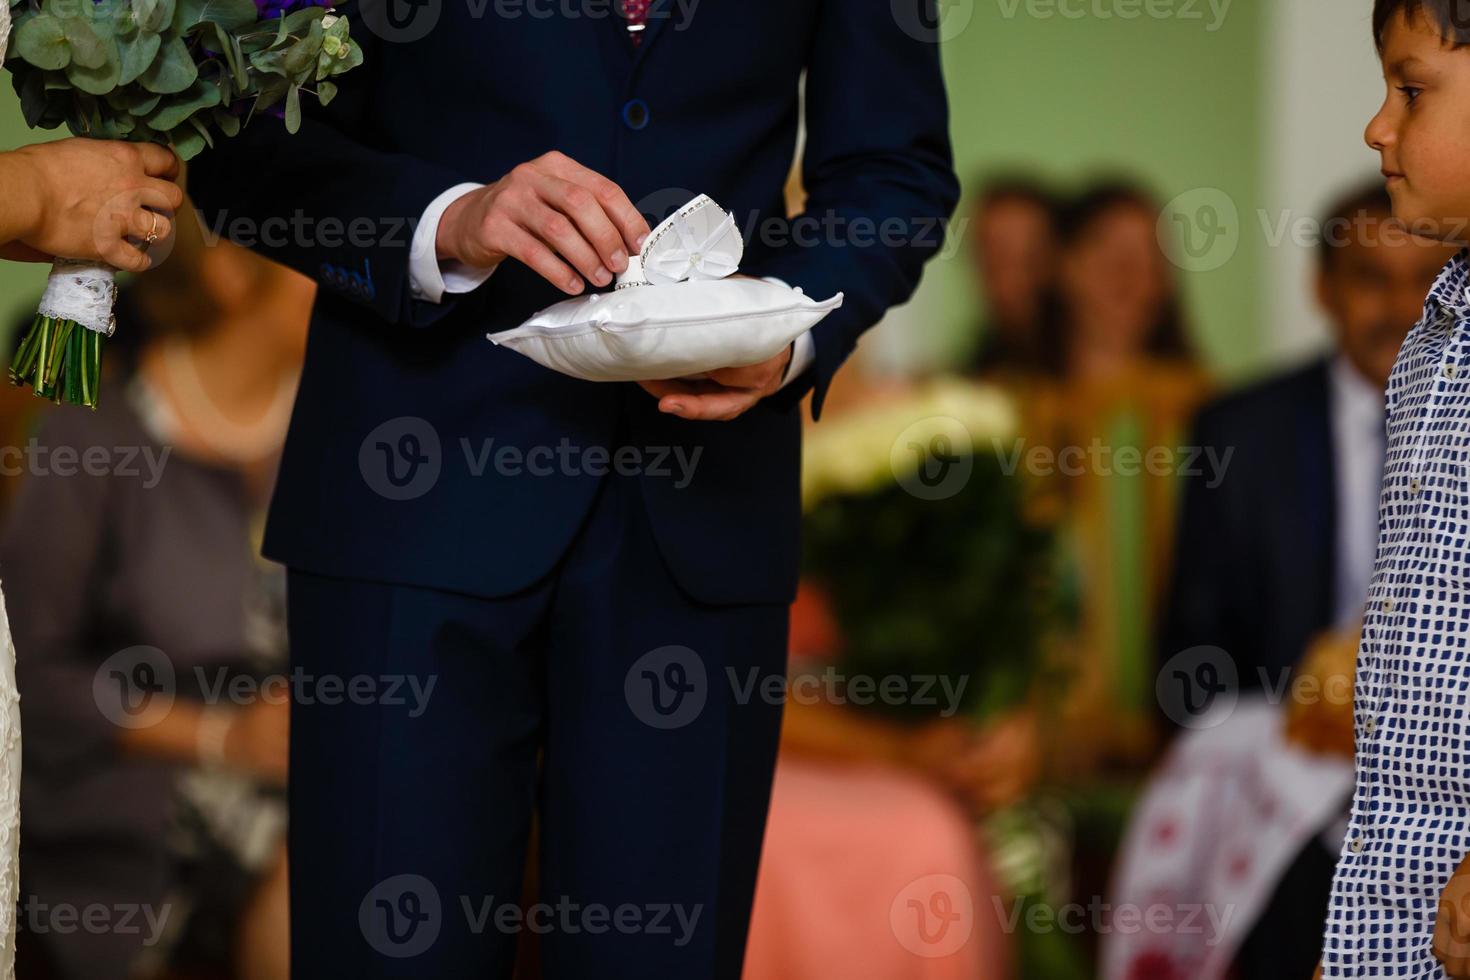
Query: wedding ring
144 211 160 248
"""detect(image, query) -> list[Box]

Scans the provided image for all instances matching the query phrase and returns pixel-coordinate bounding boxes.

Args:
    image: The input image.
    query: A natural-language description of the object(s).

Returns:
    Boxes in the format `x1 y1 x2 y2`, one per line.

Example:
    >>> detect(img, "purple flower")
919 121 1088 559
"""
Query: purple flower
253 0 332 18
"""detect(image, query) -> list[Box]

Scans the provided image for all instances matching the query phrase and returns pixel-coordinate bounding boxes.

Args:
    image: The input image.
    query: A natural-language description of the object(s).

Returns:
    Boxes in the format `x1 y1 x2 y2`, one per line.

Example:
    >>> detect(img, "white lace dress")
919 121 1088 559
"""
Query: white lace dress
0 6 26 978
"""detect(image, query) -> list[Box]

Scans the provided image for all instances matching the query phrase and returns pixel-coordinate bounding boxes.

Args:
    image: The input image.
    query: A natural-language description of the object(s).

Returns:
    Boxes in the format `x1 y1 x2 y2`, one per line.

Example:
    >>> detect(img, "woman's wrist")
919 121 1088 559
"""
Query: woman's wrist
0 150 45 247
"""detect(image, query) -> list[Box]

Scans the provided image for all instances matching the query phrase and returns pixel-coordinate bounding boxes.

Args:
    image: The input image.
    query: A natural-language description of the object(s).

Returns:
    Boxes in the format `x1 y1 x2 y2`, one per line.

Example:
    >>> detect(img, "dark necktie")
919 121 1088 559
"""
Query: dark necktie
621 0 649 45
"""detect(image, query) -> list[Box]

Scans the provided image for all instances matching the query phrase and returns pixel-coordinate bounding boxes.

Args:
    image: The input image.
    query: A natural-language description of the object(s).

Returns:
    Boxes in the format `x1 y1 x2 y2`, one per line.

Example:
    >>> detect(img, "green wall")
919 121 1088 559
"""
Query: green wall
0 91 60 339
932 0 1265 378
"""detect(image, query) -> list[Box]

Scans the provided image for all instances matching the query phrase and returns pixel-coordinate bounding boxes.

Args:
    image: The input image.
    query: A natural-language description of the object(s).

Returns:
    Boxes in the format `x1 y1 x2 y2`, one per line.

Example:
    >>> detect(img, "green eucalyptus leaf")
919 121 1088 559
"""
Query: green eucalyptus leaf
126 91 163 114
14 14 71 71
146 75 219 129
212 105 240 137
282 20 322 78
280 6 325 34
42 0 89 23
59 16 105 68
248 48 285 77
169 124 206 160
284 81 300 133
91 112 136 138
315 79 335 106
138 35 196 93
187 113 213 147
251 73 288 111
210 22 246 89
131 0 175 35
193 0 257 31
326 38 360 76
62 39 121 94
116 30 160 85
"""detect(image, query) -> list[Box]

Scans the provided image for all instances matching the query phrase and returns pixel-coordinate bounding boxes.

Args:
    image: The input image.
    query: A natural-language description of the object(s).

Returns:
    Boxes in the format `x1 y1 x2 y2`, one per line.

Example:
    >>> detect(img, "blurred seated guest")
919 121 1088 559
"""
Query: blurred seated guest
2 210 314 980
1100 688 1354 980
1019 181 1211 772
965 176 1059 378
1152 182 1454 980
745 382 1067 980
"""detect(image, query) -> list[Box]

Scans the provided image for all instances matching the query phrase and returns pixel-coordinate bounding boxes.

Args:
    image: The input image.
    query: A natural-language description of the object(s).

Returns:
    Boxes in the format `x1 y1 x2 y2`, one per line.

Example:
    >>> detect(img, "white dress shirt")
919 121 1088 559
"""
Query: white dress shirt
1327 353 1387 628
408 184 815 388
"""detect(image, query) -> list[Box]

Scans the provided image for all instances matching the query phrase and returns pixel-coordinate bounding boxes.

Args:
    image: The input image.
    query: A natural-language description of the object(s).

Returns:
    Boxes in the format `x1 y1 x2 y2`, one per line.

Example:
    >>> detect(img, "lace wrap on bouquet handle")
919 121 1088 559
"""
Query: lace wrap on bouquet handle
37 260 117 336
0 2 10 64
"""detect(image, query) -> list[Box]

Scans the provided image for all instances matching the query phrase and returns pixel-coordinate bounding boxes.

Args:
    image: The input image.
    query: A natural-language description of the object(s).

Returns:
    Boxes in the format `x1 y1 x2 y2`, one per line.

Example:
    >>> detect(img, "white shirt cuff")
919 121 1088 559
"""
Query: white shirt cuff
410 182 498 304
781 330 816 390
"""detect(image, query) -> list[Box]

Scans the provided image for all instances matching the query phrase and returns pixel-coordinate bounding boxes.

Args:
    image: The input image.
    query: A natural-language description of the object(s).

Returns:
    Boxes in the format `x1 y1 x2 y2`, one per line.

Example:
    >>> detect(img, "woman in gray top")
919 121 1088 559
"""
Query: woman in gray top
1 215 313 980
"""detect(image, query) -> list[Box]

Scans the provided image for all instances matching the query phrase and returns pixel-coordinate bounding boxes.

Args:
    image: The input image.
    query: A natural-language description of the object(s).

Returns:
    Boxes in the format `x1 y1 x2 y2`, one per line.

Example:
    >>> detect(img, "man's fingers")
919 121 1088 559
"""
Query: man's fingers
525 202 611 287
656 387 760 421
541 175 631 275
501 225 583 295
536 152 650 253
707 361 778 389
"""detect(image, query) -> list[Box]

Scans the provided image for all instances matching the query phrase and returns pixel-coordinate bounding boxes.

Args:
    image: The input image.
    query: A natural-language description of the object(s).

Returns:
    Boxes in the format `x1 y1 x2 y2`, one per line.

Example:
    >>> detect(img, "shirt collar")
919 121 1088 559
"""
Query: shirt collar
1422 247 1470 326
1328 352 1384 433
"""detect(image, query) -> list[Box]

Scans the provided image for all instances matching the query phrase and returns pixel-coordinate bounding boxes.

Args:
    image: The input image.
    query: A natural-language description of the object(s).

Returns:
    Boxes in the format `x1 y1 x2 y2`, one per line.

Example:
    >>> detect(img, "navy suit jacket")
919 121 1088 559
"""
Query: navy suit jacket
188 0 960 605
1159 358 1339 692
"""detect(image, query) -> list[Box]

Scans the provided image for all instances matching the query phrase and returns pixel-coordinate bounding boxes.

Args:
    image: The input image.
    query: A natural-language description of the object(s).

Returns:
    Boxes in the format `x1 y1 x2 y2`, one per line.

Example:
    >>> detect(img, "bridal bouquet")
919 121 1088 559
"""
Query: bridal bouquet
2 0 361 406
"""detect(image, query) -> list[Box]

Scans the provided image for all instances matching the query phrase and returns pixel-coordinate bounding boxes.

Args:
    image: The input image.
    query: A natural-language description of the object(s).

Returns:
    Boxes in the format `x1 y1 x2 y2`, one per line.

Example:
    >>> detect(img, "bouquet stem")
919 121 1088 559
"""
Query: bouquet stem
9 260 116 410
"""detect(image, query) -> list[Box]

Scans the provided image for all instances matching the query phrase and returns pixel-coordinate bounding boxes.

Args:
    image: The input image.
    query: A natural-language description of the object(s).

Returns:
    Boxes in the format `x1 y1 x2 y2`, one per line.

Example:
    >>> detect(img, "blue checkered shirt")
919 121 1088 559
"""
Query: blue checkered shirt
1322 249 1470 978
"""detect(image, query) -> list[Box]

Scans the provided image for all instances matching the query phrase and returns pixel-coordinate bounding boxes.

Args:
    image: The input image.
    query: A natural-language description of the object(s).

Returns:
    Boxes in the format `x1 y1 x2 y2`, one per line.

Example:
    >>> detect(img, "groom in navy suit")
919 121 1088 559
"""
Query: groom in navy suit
189 0 958 975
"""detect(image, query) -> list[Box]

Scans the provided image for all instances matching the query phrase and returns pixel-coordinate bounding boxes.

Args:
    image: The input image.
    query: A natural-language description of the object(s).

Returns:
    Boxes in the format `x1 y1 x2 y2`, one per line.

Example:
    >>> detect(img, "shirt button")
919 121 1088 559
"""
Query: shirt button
622 99 650 130
1447 364 1459 379
1365 718 1376 735
1383 598 1395 613
1351 837 1365 853
1411 478 1423 494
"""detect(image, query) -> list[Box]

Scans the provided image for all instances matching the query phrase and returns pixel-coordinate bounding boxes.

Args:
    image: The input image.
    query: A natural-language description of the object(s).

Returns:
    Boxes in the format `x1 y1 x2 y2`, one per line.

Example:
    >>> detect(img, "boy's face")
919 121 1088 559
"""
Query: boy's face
1366 10 1470 242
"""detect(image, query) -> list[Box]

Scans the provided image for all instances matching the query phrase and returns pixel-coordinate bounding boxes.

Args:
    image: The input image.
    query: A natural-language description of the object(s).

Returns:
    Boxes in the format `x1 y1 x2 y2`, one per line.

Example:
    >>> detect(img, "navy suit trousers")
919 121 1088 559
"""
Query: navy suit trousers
285 468 789 978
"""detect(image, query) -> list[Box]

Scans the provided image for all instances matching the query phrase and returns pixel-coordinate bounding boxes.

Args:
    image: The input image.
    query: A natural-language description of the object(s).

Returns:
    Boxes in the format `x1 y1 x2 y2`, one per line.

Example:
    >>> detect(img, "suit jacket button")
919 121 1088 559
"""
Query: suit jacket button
622 99 650 130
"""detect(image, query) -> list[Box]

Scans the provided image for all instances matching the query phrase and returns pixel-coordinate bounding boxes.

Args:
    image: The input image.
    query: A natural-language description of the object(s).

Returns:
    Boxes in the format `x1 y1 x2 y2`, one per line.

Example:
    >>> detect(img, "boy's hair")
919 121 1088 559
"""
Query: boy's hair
1374 0 1470 49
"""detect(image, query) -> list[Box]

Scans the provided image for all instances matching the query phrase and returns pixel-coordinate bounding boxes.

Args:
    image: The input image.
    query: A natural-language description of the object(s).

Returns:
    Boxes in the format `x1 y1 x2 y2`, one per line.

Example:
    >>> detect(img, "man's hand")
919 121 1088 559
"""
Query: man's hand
638 345 793 421
436 150 650 295
1435 852 1470 977
2 139 183 273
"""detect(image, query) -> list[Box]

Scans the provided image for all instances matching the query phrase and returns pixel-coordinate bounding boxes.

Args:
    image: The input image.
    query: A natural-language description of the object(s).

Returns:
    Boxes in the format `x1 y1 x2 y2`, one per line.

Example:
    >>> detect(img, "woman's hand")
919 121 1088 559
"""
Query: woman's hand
220 700 290 787
0 139 183 272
